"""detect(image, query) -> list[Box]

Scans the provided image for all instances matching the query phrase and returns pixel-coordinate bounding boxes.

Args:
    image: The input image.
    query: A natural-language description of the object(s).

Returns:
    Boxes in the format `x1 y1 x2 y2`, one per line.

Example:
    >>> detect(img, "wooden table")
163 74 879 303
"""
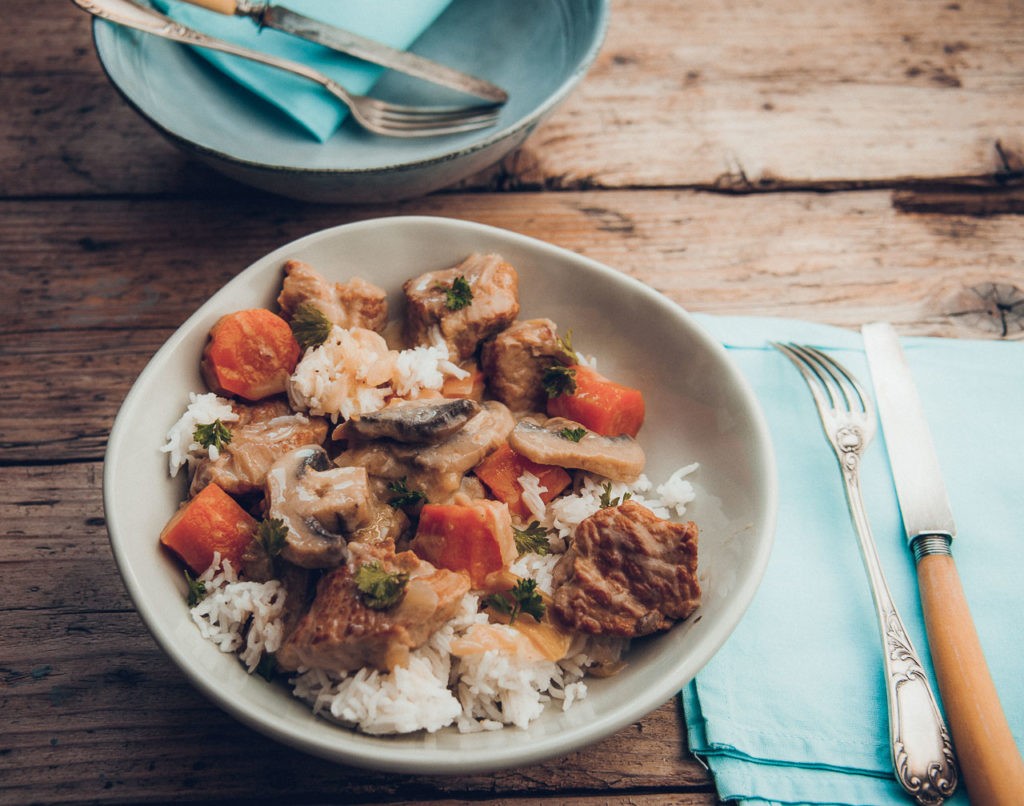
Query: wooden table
3 1 1022 802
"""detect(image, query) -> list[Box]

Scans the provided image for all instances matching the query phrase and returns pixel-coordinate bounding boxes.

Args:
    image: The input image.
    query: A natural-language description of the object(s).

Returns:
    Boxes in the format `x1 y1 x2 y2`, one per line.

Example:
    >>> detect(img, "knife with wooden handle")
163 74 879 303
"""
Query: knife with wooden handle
862 322 1024 805
178 0 509 103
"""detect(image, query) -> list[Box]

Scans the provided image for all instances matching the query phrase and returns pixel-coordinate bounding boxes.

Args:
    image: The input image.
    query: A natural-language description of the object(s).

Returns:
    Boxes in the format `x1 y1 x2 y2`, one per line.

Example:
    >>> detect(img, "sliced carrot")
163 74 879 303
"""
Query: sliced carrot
474 443 572 519
200 309 300 401
159 483 257 574
411 500 516 587
547 364 645 437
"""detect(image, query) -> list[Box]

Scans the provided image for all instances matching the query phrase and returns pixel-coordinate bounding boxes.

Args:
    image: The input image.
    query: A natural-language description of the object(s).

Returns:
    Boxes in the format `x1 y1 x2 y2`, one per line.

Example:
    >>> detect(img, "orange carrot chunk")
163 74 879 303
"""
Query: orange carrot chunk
411 501 517 587
159 483 257 574
547 364 645 437
474 443 572 519
441 363 486 401
201 308 300 401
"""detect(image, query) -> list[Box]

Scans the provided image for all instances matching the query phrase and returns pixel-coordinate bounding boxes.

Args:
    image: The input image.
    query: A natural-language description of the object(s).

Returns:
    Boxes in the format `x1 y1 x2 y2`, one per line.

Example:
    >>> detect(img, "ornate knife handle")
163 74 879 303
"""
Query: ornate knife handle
840 446 958 805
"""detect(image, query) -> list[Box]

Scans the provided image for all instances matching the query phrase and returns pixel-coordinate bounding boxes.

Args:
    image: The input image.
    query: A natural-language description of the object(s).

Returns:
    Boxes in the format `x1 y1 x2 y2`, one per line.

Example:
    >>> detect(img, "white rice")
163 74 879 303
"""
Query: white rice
160 392 238 476
287 325 469 422
189 553 286 673
187 461 698 735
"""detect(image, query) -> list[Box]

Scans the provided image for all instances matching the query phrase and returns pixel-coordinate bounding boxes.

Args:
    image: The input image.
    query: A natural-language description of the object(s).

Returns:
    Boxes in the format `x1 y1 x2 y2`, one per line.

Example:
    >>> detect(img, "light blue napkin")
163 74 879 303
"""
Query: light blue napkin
151 0 454 141
684 314 1023 806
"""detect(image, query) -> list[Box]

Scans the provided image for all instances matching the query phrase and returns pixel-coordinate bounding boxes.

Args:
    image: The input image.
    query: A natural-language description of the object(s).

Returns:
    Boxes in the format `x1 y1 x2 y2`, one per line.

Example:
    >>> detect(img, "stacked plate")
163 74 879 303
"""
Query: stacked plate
92 0 610 201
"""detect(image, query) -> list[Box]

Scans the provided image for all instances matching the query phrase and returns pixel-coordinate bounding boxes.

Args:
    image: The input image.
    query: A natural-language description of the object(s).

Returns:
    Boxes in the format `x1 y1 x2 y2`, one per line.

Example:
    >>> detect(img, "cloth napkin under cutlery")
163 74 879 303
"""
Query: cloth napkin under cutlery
684 314 1023 806
150 0 454 141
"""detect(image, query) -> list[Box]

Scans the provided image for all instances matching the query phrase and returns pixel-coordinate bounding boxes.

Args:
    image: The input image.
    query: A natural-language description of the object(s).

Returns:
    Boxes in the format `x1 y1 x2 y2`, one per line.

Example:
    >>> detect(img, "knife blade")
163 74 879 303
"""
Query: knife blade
862 321 1024 805
180 0 509 103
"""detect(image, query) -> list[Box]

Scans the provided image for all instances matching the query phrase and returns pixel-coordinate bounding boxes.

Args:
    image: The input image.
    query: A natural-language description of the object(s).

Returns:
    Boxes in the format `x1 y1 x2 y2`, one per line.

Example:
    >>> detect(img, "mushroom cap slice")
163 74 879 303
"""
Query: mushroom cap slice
508 417 645 482
340 398 481 444
265 445 377 569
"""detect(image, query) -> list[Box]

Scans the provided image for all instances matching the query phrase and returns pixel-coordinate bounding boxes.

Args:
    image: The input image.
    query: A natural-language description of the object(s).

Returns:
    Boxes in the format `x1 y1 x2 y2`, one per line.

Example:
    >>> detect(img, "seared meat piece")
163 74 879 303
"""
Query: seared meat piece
509 416 645 482
277 259 388 333
335 400 515 504
340 398 481 444
189 407 328 497
276 541 470 673
551 501 700 637
480 318 568 412
266 445 398 569
403 254 520 361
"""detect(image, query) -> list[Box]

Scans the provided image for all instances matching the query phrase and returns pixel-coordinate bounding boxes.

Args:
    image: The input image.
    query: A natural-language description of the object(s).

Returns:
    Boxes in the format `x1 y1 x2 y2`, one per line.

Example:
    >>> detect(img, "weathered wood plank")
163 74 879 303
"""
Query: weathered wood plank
3 0 1023 197
2 190 1021 463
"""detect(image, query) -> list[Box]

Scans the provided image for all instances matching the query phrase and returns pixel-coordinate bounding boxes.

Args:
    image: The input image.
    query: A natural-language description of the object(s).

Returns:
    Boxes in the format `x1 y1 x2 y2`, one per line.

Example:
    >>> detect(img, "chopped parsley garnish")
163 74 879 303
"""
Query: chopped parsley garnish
439 275 473 311
513 521 553 556
558 426 587 443
599 482 632 509
542 365 577 398
387 477 428 509
556 329 578 363
256 517 288 557
193 419 232 452
485 579 545 624
184 569 207 607
354 562 409 610
289 302 332 349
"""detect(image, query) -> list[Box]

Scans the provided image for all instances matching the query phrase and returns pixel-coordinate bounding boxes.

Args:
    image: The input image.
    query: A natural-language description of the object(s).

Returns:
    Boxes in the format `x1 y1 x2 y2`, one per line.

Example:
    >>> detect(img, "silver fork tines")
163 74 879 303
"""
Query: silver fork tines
73 0 503 138
773 342 957 806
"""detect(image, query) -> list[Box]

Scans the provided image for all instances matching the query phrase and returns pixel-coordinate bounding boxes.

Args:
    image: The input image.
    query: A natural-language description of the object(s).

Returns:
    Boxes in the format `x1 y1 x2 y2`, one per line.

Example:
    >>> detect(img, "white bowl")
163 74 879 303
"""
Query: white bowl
91 0 609 202
104 216 777 773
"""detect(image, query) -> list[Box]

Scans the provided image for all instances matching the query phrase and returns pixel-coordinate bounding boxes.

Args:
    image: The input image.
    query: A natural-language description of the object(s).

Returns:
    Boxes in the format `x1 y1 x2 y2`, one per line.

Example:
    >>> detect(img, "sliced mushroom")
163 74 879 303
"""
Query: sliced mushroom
338 398 481 444
335 400 515 503
508 417 645 482
265 445 377 569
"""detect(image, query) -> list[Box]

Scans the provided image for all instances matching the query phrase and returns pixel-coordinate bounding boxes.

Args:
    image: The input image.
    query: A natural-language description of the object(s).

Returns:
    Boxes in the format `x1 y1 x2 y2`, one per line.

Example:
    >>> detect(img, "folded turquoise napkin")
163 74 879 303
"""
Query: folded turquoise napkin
684 315 1023 806
151 0 454 141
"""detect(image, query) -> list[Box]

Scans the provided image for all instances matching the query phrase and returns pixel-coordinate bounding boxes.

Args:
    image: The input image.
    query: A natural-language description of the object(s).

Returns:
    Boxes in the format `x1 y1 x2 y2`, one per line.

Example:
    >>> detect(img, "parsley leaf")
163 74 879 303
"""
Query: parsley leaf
599 482 632 509
193 419 232 452
485 579 545 624
558 426 587 442
387 477 428 508
542 365 577 399
513 521 552 556
289 302 332 349
438 275 473 311
184 569 207 608
354 561 409 610
256 517 288 557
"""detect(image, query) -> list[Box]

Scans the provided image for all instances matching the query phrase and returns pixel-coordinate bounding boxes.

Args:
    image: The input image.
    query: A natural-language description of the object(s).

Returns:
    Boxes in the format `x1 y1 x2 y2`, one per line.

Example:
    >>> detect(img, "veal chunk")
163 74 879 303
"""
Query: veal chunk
276 542 470 673
551 501 700 638
481 318 568 413
277 259 388 333
403 253 520 361
189 404 328 497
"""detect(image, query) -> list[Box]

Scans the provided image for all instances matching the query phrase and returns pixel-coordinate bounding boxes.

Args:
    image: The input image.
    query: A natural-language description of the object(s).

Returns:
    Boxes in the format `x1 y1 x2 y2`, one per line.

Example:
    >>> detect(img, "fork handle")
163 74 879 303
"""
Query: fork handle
916 551 1024 805
842 467 957 805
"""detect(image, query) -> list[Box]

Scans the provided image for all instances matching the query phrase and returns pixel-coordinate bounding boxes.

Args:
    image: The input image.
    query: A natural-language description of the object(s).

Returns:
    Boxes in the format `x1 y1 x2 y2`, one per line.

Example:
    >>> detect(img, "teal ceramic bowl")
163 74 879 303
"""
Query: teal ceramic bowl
92 0 609 202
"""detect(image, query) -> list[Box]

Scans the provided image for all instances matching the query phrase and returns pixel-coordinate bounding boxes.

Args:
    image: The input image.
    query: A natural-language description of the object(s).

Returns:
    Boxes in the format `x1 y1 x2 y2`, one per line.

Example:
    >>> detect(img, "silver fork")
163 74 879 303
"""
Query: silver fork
773 343 957 806
73 0 503 138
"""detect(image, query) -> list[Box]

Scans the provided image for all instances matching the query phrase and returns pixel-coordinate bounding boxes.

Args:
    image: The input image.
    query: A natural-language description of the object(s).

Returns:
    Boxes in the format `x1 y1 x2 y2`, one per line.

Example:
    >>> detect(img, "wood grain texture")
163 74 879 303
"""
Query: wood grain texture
3 0 1023 802
3 0 1024 197
2 190 1021 465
